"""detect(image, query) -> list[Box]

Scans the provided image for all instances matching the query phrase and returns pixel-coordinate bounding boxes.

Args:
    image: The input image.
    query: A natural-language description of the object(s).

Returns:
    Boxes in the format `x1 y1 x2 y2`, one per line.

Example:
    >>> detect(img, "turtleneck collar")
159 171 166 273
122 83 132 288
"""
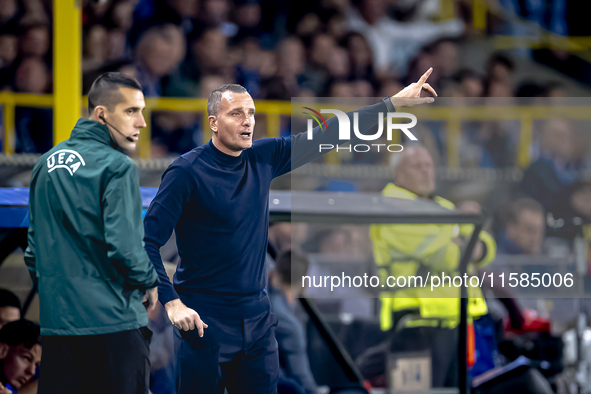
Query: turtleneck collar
207 140 244 168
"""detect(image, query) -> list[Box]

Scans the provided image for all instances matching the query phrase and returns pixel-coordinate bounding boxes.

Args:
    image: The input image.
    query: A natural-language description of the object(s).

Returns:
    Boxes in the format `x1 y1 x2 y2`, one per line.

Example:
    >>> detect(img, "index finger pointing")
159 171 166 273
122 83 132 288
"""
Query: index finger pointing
418 67 433 85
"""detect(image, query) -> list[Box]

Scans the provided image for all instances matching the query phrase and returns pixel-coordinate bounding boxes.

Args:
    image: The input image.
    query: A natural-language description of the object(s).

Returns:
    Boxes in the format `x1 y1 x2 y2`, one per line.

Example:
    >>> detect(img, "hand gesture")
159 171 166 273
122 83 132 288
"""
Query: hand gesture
164 299 208 337
0 382 12 394
390 68 437 109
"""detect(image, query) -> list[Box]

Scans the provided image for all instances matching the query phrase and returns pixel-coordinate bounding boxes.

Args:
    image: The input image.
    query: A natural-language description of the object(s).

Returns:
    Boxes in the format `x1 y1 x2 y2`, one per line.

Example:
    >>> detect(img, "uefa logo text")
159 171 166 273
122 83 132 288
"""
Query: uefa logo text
303 108 418 153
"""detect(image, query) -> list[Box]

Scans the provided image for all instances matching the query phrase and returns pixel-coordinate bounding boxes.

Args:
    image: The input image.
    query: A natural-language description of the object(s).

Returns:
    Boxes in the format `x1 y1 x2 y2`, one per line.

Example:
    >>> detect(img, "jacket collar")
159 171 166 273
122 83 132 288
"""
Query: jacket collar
382 183 420 200
70 118 118 149
382 183 455 210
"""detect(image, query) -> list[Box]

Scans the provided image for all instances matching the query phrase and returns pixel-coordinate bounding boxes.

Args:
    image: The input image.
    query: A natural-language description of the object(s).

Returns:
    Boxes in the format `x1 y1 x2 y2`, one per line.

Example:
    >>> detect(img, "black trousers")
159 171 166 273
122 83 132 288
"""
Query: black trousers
38 327 152 394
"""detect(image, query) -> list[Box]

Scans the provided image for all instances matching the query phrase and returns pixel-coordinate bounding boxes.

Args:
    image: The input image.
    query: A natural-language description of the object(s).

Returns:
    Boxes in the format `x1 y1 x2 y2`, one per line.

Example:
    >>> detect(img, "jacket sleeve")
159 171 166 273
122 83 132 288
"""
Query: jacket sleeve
254 100 393 179
459 224 497 268
143 161 195 306
24 164 40 286
24 212 37 286
102 158 158 289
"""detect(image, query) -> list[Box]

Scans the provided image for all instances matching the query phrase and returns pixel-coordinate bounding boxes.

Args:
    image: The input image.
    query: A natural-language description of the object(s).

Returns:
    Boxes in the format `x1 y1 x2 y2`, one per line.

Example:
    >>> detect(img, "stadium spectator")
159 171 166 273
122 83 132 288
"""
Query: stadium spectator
496 197 545 255
0 0 18 29
19 24 50 59
14 57 52 153
546 181 591 244
0 31 17 90
302 33 335 95
345 0 464 76
0 320 41 393
358 145 496 388
486 52 515 87
0 290 20 330
83 25 108 72
0 31 17 69
342 31 375 83
233 0 273 48
276 36 306 97
520 119 576 211
454 68 486 98
134 24 185 97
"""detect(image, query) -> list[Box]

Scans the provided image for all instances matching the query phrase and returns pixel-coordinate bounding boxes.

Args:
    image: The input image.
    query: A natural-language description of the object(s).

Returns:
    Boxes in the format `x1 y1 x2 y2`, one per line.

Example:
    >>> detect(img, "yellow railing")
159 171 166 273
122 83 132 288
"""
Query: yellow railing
2 92 591 167
0 93 291 159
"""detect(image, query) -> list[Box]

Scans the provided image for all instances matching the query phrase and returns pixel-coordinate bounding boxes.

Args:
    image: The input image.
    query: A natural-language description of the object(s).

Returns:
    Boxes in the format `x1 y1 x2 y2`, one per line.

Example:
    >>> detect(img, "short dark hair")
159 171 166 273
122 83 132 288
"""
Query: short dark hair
487 52 515 72
505 197 544 225
0 320 41 349
207 84 248 117
88 72 142 113
275 250 310 286
0 289 21 311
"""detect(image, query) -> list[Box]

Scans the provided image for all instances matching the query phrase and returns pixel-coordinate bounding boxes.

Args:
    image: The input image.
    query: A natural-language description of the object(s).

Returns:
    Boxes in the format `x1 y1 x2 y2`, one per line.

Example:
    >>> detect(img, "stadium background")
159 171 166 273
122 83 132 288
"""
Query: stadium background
3 0 591 393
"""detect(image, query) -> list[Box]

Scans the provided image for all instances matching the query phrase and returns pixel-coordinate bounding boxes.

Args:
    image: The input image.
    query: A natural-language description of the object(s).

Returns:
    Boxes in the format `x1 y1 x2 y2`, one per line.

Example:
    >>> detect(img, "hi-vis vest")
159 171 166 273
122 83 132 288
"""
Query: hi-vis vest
371 184 496 331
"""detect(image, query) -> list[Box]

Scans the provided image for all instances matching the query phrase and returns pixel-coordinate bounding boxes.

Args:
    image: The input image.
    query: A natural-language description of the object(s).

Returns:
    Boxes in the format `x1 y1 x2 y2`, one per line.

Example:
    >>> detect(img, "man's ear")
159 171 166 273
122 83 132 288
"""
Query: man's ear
209 115 218 133
92 105 107 121
0 342 9 359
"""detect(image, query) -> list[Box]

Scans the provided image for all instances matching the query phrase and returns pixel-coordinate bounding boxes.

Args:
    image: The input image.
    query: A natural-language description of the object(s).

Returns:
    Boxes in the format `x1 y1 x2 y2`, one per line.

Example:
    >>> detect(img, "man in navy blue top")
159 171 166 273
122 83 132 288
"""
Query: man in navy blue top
144 69 437 393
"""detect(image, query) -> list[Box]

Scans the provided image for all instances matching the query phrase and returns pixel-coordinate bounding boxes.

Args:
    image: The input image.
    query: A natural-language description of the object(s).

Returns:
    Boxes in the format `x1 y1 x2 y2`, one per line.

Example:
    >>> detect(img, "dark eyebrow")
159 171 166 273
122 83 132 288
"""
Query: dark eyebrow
125 107 142 112
228 107 255 113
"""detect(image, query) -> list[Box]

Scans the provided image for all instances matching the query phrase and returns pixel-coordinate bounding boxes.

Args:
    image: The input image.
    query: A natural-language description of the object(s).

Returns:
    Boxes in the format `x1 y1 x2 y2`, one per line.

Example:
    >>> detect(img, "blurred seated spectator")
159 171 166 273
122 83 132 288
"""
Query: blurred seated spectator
19 23 50 61
0 320 41 393
276 36 306 98
233 0 273 49
269 250 322 394
0 30 17 90
519 119 576 211
454 68 485 97
0 290 20 330
486 52 515 88
151 111 201 157
83 25 108 72
134 24 185 97
0 0 18 30
14 57 52 153
129 0 199 47
302 34 335 95
496 197 545 255
341 31 376 84
546 180 591 244
268 223 309 256
345 0 464 77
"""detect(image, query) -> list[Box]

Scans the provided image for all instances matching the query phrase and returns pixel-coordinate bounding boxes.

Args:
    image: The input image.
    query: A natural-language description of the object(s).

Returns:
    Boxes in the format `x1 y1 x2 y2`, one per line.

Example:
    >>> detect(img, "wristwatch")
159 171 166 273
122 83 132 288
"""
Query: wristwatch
382 96 396 112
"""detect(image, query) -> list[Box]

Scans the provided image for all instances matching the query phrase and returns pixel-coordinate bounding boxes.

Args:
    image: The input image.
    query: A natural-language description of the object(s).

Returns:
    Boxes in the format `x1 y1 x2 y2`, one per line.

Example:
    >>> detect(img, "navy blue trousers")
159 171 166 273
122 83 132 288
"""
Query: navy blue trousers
174 309 279 394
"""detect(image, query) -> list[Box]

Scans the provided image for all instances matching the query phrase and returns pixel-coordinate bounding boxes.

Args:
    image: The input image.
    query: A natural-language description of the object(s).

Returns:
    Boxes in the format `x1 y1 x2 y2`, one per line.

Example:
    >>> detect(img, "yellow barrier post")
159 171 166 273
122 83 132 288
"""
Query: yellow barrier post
3 101 15 154
473 0 487 31
53 0 81 146
518 113 533 168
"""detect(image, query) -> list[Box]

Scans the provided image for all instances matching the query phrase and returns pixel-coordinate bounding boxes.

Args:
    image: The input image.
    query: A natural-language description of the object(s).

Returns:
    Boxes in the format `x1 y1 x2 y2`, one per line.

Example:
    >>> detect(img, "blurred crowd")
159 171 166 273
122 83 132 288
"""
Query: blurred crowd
1 0 585 160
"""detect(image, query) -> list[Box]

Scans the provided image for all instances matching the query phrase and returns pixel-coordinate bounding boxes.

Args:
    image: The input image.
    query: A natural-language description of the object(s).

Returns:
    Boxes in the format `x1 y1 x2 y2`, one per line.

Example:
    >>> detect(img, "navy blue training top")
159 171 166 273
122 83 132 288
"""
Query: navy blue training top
144 100 390 318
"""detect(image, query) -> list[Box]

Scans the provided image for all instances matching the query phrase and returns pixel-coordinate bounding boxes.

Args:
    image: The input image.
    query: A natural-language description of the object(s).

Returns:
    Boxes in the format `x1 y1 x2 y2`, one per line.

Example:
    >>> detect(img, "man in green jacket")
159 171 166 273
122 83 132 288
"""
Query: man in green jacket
24 73 159 394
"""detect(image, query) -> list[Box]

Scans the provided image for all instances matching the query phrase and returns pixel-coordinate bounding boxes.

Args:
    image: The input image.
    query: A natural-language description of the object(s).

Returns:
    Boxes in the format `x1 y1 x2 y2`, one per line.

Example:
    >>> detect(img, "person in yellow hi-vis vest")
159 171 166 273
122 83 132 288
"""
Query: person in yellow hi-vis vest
357 145 496 388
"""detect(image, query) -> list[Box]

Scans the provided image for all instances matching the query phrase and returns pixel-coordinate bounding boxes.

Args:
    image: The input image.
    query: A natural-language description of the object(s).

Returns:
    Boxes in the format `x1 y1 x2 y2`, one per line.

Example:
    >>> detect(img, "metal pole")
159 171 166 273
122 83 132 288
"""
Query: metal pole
53 0 81 146
459 222 483 394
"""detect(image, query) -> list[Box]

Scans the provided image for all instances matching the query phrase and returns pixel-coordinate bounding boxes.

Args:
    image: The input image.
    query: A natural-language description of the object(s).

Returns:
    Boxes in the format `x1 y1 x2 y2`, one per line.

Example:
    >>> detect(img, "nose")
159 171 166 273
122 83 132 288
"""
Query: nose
242 114 252 127
26 362 36 377
137 112 147 128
